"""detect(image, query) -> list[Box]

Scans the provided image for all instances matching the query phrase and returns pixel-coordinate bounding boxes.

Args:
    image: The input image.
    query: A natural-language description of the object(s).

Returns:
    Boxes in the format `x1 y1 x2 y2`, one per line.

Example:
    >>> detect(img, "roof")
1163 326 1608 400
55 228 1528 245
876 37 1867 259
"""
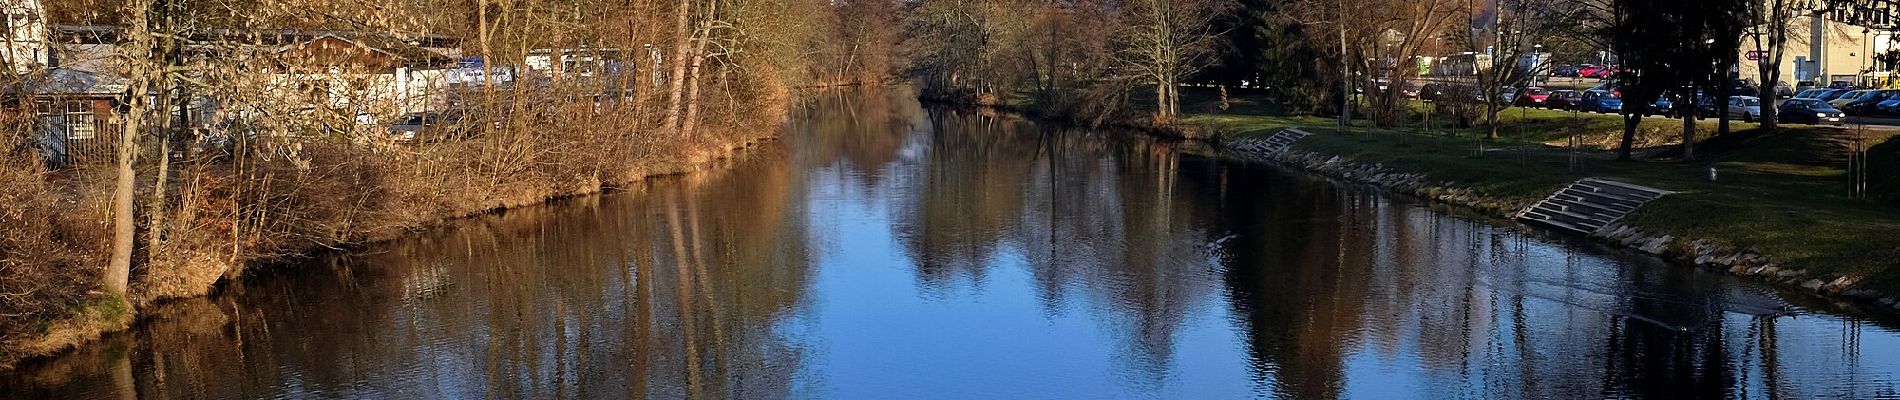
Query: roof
276 34 454 69
19 68 127 96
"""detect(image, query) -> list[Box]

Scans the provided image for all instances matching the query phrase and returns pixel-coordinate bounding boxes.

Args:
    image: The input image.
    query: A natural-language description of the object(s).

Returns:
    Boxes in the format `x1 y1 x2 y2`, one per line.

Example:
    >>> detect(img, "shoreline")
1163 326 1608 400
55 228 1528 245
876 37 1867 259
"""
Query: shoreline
0 131 783 371
1229 132 1900 316
923 94 1900 316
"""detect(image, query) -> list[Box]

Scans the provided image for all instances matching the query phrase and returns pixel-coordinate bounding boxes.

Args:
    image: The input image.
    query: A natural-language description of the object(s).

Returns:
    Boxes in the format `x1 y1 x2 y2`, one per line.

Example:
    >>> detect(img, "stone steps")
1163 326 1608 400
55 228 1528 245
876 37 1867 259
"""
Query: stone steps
1230 128 1311 157
1518 178 1670 235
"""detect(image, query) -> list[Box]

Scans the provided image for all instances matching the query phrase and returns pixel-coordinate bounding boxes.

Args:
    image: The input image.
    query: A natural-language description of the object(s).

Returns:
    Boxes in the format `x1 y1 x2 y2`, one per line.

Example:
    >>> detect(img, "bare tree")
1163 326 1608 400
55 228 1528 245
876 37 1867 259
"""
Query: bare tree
1744 0 1822 132
1459 0 1566 140
104 0 160 296
1115 0 1232 123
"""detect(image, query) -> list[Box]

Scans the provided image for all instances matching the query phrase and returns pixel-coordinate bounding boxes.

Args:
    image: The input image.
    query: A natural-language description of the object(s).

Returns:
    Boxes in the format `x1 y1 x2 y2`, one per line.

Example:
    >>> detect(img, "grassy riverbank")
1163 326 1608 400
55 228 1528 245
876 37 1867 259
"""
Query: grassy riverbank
1185 88 1900 297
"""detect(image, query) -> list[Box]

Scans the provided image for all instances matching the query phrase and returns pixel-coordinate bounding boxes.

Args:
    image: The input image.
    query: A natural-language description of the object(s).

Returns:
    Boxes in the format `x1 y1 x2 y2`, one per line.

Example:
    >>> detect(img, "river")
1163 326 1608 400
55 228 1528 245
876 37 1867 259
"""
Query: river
3 90 1898 399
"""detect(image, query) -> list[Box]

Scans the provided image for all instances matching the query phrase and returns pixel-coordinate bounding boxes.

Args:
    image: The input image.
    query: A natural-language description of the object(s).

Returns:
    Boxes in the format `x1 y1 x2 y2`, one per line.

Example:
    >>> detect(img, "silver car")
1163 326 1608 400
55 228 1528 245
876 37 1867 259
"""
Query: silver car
1725 96 1763 122
387 112 462 143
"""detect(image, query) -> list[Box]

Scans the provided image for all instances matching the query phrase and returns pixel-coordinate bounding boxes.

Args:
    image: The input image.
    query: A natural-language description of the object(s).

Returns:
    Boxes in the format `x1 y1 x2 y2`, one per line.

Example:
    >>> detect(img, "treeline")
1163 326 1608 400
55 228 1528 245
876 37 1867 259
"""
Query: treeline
895 0 1230 126
0 0 886 365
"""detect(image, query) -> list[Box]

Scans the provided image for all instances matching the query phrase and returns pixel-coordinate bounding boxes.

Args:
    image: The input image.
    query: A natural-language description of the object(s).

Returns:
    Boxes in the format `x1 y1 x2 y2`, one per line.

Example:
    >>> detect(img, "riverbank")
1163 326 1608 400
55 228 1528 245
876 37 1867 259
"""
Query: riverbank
1190 97 1900 315
927 86 1900 315
0 110 788 371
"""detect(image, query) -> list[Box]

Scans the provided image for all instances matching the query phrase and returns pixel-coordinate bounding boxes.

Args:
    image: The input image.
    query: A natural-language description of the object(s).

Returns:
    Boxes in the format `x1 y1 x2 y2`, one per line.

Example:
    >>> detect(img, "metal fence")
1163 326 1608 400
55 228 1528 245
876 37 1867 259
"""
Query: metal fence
37 109 119 169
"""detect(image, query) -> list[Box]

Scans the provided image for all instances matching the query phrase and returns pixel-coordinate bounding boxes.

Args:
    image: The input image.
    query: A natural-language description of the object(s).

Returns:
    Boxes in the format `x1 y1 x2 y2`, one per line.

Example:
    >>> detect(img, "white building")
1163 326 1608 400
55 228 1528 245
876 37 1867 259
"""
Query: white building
1741 9 1898 87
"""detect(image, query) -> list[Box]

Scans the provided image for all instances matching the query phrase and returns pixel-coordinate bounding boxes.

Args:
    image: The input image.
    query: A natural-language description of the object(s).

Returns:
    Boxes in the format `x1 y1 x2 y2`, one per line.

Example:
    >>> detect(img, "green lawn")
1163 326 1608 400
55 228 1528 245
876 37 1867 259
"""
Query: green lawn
1184 86 1900 293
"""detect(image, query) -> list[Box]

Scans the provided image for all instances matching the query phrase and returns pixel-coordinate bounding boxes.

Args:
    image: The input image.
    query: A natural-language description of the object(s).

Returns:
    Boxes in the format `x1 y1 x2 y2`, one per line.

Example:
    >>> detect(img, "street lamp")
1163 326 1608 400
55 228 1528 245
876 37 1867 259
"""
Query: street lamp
1533 44 1544 84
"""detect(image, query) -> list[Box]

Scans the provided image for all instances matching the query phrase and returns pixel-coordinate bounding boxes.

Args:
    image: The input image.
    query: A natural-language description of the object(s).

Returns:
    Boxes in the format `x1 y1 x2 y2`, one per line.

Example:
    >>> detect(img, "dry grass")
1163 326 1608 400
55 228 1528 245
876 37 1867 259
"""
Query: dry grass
0 73 795 369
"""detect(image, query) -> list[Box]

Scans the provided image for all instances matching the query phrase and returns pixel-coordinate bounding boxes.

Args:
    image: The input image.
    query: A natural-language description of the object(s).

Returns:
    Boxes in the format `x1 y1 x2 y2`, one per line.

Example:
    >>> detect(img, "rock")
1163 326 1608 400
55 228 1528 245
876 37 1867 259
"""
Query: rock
1694 255 1714 266
1827 276 1858 291
1800 279 1825 292
1775 268 1802 278
1747 265 1771 276
1640 236 1673 255
1729 265 1749 275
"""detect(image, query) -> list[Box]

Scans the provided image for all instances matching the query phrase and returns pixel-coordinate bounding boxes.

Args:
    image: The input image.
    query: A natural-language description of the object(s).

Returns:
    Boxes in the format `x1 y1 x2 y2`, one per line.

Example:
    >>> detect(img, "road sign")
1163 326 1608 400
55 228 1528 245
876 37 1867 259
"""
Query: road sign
1746 50 1768 61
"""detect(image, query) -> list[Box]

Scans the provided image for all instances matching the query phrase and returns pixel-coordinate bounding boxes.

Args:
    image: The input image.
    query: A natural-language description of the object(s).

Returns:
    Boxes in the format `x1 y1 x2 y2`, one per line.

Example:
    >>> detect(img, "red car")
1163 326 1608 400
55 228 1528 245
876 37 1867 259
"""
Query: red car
1577 65 1607 78
1517 86 1552 106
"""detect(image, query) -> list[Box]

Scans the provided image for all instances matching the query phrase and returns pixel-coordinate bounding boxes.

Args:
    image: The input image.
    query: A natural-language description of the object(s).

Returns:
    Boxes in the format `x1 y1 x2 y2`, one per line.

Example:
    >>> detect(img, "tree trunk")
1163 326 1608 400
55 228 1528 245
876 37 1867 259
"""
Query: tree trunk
106 0 157 296
1338 22 1351 129
1681 99 1696 161
662 0 693 132
1759 11 1785 132
1718 86 1731 136
1155 78 1168 123
680 6 714 138
1486 99 1501 139
1617 113 1639 161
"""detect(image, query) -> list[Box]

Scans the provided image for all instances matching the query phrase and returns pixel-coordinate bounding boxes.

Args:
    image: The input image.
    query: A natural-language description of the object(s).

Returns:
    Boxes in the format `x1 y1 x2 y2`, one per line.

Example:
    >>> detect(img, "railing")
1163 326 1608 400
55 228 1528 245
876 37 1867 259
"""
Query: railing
36 111 119 169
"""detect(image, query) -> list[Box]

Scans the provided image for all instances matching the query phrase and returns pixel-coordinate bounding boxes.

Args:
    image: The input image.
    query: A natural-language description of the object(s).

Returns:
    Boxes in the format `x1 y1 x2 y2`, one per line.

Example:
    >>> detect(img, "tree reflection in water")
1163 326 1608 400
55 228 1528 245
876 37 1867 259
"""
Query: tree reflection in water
4 88 1898 399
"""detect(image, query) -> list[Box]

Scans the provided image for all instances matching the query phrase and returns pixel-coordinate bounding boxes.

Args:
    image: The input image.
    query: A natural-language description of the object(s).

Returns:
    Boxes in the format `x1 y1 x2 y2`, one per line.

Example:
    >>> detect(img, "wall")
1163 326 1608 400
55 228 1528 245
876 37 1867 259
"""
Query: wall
1 0 47 72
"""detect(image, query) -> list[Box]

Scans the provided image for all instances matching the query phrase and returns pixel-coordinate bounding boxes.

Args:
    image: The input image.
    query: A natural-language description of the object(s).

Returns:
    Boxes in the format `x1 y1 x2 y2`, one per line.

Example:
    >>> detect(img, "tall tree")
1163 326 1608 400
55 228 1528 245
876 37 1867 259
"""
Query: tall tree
1743 0 1822 132
1117 0 1232 123
1459 0 1568 140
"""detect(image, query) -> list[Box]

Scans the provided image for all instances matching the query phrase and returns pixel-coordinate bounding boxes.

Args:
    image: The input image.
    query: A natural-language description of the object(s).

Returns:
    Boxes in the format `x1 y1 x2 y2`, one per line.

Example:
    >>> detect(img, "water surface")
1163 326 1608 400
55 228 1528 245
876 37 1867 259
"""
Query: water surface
5 90 1899 399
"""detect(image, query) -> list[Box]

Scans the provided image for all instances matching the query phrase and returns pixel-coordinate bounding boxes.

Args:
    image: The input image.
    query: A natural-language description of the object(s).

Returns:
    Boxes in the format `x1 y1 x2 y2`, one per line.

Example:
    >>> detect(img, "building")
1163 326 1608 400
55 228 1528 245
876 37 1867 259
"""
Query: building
1 0 47 73
1740 8 1898 87
264 32 459 130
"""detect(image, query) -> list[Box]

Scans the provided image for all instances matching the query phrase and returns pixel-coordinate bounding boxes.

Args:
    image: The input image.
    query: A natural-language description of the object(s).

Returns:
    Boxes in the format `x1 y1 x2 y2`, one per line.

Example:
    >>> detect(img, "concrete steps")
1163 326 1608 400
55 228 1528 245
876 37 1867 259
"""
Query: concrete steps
1518 178 1670 235
1230 128 1311 157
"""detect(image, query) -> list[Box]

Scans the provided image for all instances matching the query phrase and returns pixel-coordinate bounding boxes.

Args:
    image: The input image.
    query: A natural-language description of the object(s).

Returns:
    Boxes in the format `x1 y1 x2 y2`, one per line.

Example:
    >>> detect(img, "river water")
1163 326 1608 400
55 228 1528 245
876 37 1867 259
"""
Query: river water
4 90 1899 399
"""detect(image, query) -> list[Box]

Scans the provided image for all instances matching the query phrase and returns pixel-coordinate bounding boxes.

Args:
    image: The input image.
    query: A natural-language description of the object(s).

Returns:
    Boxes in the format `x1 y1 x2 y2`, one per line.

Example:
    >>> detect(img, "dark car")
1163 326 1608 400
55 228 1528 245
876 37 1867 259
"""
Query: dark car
1546 90 1585 110
1777 98 1846 125
1553 65 1580 77
387 111 468 143
1420 83 1448 101
1815 88 1852 102
1839 89 1897 115
1793 88 1825 99
1874 97 1900 116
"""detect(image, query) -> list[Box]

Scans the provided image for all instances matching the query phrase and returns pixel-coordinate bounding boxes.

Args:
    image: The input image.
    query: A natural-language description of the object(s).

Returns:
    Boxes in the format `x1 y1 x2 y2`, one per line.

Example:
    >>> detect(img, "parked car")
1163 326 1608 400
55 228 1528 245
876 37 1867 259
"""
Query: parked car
1811 88 1846 101
1516 86 1552 106
1839 89 1897 115
1875 97 1900 116
1578 65 1608 79
1725 96 1764 122
1696 96 1722 118
1792 88 1825 99
387 112 467 143
1769 83 1796 99
1648 96 1676 117
1553 65 1580 77
1546 90 1584 109
1777 98 1846 125
1420 83 1448 100
1829 80 1856 89
1828 90 1872 109
1581 90 1623 113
